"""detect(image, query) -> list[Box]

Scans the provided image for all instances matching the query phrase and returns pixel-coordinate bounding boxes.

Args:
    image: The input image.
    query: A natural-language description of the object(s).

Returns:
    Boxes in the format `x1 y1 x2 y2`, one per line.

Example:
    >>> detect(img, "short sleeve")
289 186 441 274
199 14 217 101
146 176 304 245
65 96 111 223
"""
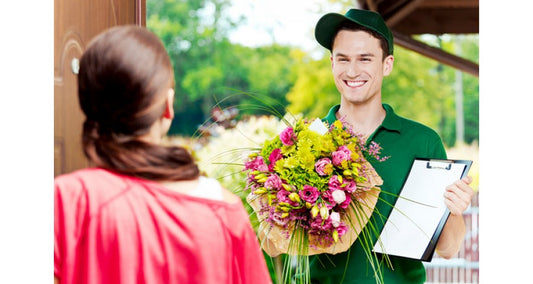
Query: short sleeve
54 176 89 278
428 132 447 160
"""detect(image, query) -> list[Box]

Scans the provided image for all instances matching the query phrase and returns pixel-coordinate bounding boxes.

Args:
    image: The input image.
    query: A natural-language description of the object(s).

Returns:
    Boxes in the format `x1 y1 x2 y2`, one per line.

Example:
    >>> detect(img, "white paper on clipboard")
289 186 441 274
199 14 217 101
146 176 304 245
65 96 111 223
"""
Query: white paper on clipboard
372 158 472 261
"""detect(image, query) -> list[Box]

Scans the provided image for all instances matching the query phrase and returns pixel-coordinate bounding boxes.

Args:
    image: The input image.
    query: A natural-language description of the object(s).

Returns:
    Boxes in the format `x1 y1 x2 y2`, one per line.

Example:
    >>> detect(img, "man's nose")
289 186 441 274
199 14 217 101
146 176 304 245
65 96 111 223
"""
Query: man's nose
346 62 359 77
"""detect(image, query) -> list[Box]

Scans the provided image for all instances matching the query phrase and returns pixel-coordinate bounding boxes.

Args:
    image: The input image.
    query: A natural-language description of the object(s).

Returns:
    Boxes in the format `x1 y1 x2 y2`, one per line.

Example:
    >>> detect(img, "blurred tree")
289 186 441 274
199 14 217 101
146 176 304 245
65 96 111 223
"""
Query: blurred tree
440 35 479 146
231 44 294 118
382 45 454 135
412 34 479 146
286 49 338 118
147 0 294 135
148 0 234 134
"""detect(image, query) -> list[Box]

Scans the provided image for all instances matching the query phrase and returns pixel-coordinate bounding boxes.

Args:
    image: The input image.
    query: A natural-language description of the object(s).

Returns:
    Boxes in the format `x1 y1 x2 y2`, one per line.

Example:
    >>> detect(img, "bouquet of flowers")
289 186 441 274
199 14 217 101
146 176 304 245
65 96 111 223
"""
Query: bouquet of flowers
244 118 385 257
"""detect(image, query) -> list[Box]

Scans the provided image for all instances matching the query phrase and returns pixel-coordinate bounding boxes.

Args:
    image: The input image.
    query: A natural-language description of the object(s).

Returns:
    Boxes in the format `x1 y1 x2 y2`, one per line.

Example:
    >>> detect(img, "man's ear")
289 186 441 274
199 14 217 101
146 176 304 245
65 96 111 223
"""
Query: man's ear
383 55 394 76
163 88 175 120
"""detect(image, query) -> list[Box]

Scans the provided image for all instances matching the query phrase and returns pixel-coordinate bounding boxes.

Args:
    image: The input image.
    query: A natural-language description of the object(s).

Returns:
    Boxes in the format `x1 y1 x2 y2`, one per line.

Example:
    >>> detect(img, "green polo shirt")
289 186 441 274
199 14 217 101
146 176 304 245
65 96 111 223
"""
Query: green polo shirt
309 104 447 284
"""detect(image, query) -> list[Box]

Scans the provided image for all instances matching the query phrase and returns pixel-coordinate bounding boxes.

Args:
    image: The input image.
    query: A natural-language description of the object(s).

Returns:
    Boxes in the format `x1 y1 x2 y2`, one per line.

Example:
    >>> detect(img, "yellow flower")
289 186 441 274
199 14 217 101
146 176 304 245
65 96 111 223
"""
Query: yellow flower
323 163 334 175
253 188 266 194
320 206 329 220
311 205 319 218
254 173 267 180
257 177 268 183
282 183 293 191
333 120 343 129
279 206 291 212
332 229 339 243
284 157 298 168
289 192 301 203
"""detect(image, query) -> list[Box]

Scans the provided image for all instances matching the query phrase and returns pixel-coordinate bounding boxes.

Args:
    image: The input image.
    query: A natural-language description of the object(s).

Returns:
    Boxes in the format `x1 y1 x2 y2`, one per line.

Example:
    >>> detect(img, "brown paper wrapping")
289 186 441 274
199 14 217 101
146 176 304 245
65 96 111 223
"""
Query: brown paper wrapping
248 159 383 257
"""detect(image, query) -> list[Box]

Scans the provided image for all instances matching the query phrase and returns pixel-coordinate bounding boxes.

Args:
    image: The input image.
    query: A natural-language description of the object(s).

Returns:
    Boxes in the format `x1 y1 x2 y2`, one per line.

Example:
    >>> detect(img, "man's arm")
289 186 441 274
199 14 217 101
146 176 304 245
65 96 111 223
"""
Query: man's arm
435 176 474 259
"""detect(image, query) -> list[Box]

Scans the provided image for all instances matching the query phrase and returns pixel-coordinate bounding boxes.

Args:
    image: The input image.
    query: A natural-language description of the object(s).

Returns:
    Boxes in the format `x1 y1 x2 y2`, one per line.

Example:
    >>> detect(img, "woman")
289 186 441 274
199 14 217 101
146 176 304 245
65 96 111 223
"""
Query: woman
54 26 271 284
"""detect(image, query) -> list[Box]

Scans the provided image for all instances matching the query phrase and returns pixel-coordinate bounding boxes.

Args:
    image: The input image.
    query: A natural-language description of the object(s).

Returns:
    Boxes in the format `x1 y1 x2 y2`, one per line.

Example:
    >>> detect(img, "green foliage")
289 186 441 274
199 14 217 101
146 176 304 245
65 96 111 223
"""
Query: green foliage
147 0 294 135
382 45 454 135
408 35 479 146
286 50 338 118
235 45 294 117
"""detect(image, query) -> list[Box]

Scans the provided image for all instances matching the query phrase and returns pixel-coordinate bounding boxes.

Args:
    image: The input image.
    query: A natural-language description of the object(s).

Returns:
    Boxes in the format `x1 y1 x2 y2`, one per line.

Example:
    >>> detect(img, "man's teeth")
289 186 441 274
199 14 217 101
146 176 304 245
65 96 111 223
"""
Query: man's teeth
346 81 364 87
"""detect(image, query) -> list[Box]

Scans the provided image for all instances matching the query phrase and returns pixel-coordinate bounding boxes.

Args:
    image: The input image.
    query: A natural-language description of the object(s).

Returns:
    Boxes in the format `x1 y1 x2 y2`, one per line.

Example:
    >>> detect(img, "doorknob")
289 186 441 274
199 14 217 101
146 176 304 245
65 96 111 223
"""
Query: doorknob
71 58 80 74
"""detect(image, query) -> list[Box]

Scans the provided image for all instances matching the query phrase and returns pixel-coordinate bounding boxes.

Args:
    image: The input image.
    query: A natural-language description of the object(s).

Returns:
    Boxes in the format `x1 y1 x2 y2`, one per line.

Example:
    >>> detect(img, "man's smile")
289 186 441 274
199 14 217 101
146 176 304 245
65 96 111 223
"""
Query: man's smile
344 80 366 88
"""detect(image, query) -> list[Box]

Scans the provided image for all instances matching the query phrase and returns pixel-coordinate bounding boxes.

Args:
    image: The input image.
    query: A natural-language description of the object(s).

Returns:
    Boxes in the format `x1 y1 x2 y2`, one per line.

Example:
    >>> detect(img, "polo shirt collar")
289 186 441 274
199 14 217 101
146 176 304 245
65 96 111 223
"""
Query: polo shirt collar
323 105 340 124
380 103 402 133
323 103 402 133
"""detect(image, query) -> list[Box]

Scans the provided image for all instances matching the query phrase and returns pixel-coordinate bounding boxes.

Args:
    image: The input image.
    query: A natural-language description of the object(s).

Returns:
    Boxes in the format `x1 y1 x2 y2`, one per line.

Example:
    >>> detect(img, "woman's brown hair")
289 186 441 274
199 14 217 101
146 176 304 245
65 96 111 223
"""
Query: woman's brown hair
78 25 199 181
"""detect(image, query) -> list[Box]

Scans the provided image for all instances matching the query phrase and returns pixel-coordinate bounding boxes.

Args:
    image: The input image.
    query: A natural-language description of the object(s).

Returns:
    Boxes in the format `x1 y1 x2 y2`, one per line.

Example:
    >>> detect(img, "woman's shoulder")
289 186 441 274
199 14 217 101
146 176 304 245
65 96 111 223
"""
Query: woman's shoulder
55 168 127 191
189 176 241 204
54 168 139 208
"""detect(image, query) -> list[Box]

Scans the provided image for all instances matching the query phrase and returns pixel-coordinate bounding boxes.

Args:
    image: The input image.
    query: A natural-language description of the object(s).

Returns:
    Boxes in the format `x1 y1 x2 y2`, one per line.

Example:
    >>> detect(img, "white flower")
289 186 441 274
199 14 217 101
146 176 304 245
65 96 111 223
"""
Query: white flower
332 190 346 204
330 211 341 228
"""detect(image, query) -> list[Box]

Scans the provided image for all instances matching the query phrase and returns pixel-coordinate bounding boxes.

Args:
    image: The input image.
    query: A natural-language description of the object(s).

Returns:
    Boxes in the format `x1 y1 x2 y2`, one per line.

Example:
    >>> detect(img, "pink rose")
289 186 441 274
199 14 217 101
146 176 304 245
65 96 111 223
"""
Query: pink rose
276 189 291 202
337 145 351 155
299 185 319 203
332 147 351 167
328 175 342 191
244 156 268 172
344 179 357 193
314 158 332 176
309 214 333 232
321 190 336 209
279 127 295 146
277 189 299 207
269 211 289 226
268 148 283 171
264 174 282 190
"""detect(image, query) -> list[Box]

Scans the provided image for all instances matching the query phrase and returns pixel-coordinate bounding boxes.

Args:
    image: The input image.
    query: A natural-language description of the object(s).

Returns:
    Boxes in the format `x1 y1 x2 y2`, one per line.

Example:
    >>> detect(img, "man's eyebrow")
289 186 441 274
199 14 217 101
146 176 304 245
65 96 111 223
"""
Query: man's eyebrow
333 52 350 58
333 52 376 58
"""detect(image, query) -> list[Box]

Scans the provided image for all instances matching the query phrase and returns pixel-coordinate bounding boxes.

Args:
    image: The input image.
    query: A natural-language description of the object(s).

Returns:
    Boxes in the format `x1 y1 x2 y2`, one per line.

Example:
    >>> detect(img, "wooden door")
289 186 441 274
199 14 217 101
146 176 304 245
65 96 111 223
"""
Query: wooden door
54 0 145 176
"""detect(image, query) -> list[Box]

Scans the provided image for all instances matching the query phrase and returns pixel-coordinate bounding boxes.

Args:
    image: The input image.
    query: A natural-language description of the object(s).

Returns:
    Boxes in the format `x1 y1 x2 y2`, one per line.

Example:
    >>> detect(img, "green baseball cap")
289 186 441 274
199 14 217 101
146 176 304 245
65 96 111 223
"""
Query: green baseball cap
315 9 394 55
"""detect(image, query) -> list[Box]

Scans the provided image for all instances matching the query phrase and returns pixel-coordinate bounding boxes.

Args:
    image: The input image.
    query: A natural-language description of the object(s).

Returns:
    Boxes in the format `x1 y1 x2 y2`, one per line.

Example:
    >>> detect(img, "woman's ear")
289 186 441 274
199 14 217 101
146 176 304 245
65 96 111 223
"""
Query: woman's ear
163 88 175 120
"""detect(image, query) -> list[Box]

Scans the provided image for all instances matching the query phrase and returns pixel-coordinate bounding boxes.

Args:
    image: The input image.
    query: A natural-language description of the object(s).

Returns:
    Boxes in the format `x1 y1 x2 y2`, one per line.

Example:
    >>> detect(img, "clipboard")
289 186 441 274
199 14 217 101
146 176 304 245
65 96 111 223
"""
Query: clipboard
372 158 472 262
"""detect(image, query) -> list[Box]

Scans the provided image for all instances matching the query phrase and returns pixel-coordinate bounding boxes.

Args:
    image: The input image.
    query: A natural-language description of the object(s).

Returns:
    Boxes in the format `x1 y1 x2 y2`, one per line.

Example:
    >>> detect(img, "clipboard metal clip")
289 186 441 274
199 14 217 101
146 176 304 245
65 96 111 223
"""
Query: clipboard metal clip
426 161 452 170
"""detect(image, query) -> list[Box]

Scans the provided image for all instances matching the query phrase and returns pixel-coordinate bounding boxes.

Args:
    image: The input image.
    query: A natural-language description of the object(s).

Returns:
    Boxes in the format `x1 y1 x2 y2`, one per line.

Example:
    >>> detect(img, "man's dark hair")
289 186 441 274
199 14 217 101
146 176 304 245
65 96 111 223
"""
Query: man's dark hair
331 20 391 60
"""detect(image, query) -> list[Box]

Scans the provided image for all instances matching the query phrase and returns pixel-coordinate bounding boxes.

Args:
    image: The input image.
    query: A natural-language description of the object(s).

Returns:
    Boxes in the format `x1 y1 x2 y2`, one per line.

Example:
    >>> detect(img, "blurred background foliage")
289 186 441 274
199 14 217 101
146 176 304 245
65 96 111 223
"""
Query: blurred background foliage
147 0 478 148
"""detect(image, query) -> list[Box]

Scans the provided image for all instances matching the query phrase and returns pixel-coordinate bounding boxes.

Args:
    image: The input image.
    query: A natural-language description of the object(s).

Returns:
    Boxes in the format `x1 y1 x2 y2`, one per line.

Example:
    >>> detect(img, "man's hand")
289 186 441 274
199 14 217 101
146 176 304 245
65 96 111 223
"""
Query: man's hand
436 175 475 258
444 176 474 216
